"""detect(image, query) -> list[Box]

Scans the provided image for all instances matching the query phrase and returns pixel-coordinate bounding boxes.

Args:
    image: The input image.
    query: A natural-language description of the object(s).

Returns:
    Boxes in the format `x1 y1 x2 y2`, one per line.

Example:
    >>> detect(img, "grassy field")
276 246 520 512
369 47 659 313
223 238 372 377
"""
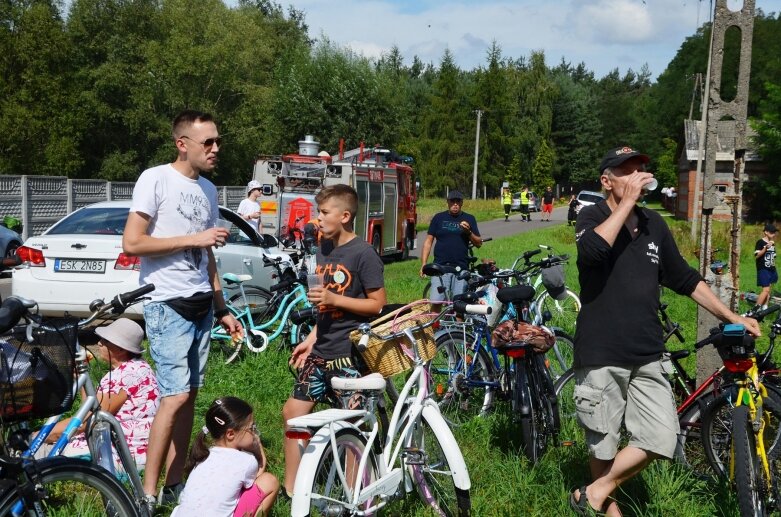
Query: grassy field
147 210 773 516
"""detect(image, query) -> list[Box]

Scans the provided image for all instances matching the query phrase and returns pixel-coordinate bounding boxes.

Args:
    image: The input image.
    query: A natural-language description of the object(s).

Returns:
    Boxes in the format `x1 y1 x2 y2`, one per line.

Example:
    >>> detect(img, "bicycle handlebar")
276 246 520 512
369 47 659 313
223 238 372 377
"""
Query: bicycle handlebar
355 303 490 351
747 304 781 323
290 306 318 325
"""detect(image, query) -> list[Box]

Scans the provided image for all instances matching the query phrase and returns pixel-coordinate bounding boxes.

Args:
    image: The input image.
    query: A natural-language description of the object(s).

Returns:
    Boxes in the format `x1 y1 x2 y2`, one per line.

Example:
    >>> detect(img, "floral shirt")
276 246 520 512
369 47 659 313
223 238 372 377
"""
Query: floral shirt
71 359 159 466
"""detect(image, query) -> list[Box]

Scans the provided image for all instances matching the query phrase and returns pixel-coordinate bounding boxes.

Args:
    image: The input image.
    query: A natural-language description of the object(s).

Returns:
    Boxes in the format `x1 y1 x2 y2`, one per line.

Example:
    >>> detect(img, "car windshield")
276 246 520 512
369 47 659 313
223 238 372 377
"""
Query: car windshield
47 207 129 235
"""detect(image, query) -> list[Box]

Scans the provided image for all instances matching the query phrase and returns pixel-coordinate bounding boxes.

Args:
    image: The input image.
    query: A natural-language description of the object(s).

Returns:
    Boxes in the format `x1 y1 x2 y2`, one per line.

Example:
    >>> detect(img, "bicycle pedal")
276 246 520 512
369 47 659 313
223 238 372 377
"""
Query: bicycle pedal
402 448 426 465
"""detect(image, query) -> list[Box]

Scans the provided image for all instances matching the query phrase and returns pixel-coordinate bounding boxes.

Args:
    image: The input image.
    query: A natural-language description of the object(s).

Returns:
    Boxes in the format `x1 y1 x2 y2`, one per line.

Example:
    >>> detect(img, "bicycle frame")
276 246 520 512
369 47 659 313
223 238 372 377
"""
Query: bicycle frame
729 360 773 489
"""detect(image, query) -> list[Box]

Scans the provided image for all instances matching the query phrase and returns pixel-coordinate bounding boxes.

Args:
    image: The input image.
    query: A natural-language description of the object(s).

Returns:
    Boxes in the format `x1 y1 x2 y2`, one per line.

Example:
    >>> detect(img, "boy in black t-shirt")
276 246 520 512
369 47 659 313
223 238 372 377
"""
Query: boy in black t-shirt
281 184 386 498
755 223 778 309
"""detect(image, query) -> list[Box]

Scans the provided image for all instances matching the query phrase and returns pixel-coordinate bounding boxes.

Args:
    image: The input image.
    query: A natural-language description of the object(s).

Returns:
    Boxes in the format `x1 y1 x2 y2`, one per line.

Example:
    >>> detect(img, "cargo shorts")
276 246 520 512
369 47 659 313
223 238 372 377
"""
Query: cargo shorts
573 359 679 460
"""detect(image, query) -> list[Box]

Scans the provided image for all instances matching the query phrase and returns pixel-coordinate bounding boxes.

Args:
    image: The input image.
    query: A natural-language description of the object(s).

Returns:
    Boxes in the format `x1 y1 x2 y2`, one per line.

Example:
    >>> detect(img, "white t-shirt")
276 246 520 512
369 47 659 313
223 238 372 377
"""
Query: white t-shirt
237 198 261 231
172 447 258 517
130 164 218 302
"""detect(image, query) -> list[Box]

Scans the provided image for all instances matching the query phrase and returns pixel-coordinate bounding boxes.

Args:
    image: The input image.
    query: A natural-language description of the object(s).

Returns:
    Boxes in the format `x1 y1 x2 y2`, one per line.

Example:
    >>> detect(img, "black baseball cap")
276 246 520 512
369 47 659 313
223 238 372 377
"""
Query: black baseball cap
599 146 650 173
447 190 464 201
765 223 778 233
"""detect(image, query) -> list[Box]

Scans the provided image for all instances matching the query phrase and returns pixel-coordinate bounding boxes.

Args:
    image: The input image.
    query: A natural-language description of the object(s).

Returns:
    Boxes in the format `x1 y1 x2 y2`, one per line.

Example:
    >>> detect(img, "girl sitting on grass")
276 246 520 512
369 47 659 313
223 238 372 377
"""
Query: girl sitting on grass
172 397 278 517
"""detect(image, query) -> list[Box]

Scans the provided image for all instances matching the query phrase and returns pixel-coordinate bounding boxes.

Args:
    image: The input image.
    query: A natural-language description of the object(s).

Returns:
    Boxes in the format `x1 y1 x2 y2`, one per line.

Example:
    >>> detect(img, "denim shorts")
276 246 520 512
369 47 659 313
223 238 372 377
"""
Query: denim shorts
144 301 212 397
573 359 679 460
430 272 467 302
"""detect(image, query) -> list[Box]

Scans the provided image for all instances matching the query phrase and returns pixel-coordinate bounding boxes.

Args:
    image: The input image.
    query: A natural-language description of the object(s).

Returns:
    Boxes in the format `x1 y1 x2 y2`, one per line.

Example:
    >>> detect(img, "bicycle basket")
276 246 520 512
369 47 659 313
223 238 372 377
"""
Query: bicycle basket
0 318 77 422
349 302 437 378
541 263 567 301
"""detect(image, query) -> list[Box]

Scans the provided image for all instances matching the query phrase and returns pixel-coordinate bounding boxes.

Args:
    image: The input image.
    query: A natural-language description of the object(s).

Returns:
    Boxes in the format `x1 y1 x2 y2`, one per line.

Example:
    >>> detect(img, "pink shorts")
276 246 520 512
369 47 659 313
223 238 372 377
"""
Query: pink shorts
234 484 266 517
542 203 553 213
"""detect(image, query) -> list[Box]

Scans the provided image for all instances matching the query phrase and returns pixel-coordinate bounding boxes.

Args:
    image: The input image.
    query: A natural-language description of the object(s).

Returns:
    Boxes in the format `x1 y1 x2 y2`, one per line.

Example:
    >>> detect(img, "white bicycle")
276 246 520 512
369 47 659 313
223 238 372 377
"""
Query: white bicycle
286 301 488 517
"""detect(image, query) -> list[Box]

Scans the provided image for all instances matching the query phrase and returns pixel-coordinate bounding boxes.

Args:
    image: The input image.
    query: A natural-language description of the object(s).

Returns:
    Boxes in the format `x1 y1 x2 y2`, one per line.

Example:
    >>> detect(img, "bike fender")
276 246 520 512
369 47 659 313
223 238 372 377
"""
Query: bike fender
421 404 471 490
290 420 361 517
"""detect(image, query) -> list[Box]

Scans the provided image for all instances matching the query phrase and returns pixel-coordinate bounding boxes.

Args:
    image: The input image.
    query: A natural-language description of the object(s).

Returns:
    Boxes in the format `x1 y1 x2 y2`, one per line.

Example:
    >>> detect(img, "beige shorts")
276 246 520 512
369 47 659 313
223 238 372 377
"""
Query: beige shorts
573 360 679 460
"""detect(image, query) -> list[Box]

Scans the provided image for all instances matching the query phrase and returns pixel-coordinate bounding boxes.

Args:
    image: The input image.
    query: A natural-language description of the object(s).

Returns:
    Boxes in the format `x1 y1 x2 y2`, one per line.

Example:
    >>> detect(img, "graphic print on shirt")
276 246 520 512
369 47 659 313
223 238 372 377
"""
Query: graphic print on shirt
764 243 776 268
647 241 659 264
317 263 352 319
176 191 211 271
442 220 463 234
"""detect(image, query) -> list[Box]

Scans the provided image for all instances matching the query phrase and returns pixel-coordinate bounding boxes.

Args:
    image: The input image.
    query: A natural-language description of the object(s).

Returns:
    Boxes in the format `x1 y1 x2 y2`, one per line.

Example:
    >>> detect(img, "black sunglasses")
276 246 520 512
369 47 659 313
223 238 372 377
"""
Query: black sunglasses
181 135 222 150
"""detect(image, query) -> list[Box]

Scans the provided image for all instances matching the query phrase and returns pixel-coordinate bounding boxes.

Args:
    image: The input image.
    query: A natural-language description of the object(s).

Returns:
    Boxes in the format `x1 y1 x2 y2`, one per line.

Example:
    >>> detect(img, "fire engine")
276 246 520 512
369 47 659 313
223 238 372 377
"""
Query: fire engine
252 135 418 260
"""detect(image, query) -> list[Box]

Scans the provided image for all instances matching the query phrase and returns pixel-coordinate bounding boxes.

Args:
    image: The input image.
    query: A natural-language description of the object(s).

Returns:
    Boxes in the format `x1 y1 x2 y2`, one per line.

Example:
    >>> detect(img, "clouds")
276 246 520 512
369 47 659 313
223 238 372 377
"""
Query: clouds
290 0 781 79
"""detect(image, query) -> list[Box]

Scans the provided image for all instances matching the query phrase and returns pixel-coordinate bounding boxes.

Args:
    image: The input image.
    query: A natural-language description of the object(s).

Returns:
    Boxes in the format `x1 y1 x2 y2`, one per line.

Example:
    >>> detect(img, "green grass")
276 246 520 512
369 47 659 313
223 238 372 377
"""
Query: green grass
149 213 774 516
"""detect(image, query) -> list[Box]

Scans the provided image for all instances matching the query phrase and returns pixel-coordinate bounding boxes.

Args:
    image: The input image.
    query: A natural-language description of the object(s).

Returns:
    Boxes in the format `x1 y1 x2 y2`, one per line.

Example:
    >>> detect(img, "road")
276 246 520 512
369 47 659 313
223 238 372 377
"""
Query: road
414 205 569 257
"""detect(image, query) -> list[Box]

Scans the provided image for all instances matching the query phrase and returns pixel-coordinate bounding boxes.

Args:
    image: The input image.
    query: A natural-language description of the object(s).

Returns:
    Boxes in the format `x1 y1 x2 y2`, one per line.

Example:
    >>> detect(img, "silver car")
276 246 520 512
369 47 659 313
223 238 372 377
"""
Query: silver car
12 201 291 319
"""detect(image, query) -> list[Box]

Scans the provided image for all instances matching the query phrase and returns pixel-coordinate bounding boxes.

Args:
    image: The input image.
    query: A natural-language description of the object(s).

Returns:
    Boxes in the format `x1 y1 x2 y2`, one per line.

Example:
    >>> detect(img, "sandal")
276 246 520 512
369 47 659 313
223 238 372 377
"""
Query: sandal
569 486 605 516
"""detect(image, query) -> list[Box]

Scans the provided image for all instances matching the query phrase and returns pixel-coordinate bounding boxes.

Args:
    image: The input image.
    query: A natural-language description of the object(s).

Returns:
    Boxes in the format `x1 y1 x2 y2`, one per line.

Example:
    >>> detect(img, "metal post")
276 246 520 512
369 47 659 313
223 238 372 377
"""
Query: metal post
471 110 482 200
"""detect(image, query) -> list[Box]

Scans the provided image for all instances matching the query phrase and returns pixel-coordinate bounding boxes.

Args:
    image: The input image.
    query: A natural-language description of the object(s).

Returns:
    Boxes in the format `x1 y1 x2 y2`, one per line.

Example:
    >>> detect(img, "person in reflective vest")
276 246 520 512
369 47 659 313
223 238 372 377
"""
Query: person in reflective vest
520 186 531 222
501 187 512 221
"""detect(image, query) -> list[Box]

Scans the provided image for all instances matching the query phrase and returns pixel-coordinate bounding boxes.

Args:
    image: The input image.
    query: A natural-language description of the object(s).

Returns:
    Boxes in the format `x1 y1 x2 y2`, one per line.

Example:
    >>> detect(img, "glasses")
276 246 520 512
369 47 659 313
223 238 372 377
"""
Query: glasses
448 199 463 204
242 423 259 435
181 135 222 150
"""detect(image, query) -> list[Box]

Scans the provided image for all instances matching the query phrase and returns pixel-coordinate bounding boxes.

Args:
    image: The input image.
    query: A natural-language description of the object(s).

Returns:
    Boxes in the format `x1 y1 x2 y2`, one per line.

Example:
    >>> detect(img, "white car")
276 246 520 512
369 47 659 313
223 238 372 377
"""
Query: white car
575 190 605 208
12 201 292 319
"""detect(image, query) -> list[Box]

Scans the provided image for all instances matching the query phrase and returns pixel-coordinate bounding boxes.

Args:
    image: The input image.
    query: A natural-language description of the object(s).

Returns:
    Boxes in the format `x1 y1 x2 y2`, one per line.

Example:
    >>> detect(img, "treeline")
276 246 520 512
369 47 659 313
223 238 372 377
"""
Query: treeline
1 1 779 206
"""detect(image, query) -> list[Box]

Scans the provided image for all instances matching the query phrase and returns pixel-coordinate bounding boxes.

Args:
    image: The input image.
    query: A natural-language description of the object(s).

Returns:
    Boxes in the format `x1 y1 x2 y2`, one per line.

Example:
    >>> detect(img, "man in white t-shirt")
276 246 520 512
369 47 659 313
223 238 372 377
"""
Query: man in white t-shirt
122 110 242 510
237 180 262 231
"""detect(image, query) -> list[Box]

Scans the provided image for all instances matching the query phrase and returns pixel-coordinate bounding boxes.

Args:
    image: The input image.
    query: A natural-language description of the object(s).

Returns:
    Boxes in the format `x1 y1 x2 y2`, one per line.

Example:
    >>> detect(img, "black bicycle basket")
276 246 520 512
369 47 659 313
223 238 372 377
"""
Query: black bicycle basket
0 318 77 422
541 263 567 300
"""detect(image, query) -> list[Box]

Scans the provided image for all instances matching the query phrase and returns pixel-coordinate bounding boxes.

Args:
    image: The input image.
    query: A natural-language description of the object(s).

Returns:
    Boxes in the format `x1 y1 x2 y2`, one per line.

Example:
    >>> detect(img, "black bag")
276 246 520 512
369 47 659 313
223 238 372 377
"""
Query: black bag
165 292 213 322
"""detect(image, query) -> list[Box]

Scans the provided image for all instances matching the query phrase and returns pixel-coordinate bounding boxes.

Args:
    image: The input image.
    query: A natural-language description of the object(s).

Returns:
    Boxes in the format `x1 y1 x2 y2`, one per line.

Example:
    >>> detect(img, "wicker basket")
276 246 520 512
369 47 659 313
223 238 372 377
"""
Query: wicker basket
350 302 438 378
0 318 77 422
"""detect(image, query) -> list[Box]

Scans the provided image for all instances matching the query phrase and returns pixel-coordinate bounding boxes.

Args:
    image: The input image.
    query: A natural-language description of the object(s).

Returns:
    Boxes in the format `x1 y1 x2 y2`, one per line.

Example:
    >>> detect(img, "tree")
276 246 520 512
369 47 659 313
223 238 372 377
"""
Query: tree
530 139 554 193
748 82 781 220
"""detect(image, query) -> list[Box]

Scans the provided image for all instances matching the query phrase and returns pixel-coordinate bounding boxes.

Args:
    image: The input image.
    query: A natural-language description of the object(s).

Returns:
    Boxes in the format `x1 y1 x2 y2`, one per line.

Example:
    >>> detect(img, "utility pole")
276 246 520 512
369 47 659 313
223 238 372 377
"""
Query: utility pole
695 0 755 385
471 109 482 200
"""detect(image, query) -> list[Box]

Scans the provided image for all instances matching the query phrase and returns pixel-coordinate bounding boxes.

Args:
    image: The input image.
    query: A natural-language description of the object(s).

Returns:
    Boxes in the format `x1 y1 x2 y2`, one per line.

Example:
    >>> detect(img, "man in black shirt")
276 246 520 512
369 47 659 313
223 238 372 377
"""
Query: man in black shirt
569 146 760 516
419 190 482 301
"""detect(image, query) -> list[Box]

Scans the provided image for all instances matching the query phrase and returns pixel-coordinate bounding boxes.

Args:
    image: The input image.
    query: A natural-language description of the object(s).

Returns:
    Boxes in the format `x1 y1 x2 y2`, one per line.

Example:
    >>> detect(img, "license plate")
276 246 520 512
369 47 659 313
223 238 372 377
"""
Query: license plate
54 259 106 273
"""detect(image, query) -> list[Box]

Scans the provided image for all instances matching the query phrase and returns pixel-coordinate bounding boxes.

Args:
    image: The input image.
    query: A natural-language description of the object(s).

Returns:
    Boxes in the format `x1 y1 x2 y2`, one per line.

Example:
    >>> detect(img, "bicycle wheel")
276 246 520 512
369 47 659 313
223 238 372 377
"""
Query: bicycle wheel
536 289 580 337
213 307 245 364
429 332 496 426
675 397 714 477
702 385 781 478
308 428 379 517
512 358 543 463
554 367 579 446
407 415 471 516
547 330 574 382
8 456 137 517
733 405 769 517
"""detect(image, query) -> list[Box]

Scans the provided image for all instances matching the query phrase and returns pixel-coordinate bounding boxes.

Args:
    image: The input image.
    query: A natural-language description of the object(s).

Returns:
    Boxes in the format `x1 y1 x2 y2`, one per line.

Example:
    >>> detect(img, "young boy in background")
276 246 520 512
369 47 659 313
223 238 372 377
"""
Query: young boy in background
755 223 778 310
281 184 387 497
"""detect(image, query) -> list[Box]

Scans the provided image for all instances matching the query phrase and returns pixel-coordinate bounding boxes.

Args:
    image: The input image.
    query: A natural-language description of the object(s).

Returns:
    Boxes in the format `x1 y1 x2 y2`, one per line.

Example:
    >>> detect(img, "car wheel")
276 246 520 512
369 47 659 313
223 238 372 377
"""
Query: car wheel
5 241 20 258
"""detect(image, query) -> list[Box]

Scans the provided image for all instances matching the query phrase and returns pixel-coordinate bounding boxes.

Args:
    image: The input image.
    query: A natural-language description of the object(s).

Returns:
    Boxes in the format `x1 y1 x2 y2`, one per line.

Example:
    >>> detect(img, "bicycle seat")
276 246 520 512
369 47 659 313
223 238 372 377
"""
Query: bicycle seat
422 263 461 277
331 373 386 392
496 285 536 305
452 292 479 304
222 273 253 285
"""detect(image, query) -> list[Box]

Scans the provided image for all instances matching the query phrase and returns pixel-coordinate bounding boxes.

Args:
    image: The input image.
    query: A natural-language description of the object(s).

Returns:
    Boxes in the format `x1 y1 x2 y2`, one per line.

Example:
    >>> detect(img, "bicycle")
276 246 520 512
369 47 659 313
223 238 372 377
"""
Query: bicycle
211 255 314 363
510 245 581 338
693 321 781 516
0 290 151 516
428 264 574 427
286 300 486 516
420 237 492 301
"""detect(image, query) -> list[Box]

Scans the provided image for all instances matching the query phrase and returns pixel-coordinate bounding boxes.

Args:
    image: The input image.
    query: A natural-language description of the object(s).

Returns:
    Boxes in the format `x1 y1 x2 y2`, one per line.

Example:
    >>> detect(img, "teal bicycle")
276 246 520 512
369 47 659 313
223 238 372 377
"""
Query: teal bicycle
211 257 314 363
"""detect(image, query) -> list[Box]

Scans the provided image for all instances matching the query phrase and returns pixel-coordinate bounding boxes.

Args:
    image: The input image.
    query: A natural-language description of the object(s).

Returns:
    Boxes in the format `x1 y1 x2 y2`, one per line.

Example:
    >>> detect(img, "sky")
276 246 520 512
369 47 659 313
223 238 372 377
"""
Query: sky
285 0 781 80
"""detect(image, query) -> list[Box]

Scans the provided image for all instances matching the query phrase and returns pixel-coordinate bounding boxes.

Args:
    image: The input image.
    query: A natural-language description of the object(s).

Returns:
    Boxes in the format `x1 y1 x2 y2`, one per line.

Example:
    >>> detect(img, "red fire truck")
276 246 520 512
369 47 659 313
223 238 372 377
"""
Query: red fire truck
252 136 418 260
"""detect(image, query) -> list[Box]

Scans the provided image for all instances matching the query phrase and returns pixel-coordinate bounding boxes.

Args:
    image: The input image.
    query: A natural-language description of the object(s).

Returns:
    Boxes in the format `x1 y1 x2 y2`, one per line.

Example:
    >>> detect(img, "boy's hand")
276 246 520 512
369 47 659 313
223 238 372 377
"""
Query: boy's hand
290 339 314 369
307 286 333 308
219 314 243 340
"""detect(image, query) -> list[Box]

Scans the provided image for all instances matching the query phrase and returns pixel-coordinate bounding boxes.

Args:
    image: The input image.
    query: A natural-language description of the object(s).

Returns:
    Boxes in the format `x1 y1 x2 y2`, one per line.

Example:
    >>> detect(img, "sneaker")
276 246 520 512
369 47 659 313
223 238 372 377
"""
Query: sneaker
143 494 157 516
158 482 184 506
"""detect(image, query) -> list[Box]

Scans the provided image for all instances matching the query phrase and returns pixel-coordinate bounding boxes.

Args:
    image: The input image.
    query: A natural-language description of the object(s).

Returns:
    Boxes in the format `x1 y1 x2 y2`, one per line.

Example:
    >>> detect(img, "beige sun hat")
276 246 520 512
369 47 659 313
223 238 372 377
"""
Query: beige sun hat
94 318 144 354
